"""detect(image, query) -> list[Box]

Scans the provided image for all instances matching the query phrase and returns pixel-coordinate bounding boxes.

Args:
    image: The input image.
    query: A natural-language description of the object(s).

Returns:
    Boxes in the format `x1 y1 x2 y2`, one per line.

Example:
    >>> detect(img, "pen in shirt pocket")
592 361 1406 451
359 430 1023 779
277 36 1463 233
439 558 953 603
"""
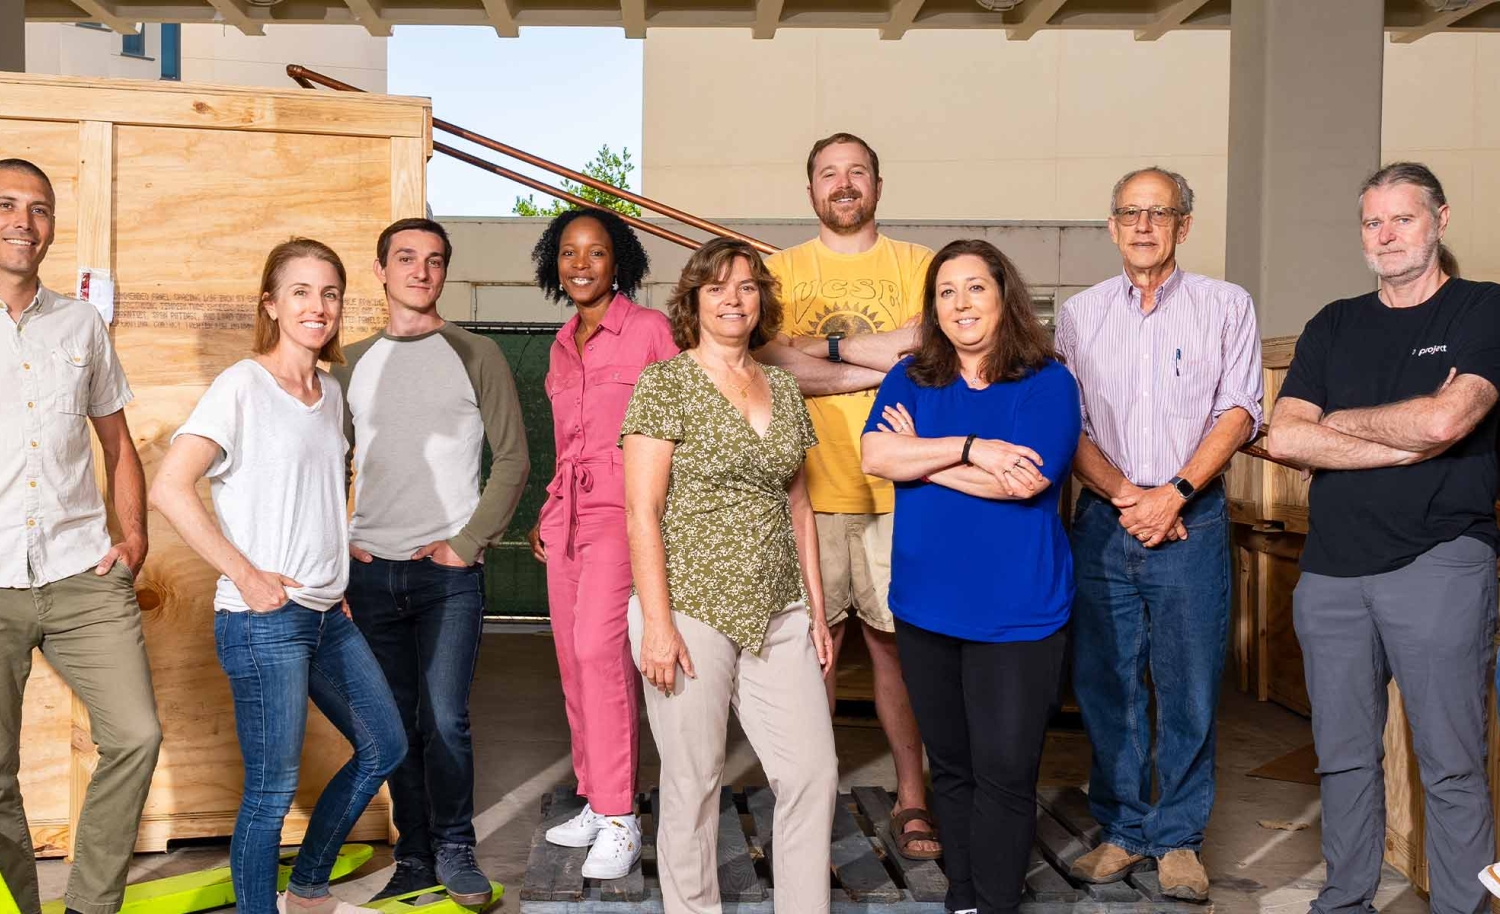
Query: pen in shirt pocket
1175 348 1181 377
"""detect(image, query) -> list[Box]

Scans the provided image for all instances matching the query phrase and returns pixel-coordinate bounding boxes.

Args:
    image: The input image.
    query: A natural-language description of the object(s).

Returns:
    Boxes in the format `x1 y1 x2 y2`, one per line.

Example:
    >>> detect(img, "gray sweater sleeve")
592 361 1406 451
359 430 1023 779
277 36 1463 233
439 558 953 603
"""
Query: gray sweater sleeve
440 324 531 564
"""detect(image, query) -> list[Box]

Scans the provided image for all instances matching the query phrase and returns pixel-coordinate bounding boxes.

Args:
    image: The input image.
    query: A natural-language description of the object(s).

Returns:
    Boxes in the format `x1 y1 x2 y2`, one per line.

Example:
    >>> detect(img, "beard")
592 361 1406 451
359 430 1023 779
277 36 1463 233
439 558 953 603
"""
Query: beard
813 186 877 235
1365 228 1441 284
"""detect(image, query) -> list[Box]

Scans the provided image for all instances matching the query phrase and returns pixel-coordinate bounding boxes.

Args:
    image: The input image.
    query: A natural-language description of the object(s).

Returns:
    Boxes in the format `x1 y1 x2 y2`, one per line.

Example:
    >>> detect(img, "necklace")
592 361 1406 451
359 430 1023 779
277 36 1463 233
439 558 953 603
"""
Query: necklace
697 355 760 399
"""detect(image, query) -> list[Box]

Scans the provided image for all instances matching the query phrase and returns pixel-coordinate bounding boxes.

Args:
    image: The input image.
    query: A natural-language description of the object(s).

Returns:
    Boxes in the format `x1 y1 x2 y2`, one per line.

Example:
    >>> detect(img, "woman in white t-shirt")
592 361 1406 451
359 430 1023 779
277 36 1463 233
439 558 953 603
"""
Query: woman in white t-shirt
151 239 406 914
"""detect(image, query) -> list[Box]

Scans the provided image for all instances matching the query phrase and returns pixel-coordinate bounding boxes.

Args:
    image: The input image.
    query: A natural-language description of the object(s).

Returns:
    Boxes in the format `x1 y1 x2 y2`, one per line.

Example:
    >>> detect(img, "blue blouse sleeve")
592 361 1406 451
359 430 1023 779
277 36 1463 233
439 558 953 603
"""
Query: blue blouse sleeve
863 361 917 436
1017 362 1083 484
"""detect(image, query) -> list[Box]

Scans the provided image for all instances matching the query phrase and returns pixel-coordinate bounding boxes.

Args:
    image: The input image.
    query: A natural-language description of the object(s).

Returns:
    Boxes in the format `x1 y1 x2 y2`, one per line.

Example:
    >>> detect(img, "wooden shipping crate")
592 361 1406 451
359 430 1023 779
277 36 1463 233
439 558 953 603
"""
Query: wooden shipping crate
1 72 431 856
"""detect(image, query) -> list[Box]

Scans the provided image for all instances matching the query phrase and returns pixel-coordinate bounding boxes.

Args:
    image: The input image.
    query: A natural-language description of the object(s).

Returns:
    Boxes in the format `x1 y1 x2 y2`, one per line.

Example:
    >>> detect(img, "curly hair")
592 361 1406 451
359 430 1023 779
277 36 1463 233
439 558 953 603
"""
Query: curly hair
905 239 1052 387
531 208 650 303
663 238 783 351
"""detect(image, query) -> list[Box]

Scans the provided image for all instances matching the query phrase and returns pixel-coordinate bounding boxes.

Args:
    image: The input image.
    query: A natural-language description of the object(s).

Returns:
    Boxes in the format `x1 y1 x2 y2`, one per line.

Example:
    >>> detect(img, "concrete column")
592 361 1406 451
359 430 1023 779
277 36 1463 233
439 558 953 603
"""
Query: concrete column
0 0 24 72
1224 0 1385 340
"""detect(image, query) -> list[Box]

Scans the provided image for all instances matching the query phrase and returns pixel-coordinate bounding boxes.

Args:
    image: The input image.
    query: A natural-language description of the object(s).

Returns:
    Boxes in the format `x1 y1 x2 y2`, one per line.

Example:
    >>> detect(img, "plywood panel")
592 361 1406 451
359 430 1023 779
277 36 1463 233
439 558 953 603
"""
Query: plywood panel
107 125 398 847
0 119 80 296
0 75 427 140
6 74 427 855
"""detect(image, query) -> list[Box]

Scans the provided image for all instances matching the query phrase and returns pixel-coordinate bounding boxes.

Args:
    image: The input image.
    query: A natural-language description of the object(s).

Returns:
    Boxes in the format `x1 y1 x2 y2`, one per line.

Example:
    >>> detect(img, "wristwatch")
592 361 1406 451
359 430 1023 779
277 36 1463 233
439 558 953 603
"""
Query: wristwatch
1169 475 1196 500
827 332 846 363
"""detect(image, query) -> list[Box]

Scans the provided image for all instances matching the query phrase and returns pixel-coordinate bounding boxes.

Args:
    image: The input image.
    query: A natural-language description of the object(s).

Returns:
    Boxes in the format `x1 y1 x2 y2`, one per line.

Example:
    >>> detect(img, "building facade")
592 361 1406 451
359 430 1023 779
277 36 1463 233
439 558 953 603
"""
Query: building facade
22 22 385 92
641 27 1500 285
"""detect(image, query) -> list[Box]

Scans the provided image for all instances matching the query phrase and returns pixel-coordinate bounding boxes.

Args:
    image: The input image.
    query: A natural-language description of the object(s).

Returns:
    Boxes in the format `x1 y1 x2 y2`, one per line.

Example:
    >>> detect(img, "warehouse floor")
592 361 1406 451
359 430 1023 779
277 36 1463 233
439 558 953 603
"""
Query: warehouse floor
34 631 1428 914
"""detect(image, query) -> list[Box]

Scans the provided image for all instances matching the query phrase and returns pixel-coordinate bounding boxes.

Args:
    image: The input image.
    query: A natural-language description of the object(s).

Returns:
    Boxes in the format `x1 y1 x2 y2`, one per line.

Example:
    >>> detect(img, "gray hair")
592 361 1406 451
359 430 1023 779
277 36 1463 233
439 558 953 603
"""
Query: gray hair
1110 167 1194 216
1359 161 1458 277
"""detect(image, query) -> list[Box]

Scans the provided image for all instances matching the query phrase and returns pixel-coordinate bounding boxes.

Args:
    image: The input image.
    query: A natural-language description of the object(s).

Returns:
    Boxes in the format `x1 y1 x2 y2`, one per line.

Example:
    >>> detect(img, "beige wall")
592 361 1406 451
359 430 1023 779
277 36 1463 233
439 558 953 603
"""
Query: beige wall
180 24 385 92
435 217 1116 325
22 23 384 93
643 28 1500 286
24 23 163 80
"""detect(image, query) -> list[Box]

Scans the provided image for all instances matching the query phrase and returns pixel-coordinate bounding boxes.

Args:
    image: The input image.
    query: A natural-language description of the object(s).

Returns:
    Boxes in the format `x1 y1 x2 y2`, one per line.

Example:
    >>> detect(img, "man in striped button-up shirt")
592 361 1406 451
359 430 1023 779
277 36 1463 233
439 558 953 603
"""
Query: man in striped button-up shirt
1054 167 1263 902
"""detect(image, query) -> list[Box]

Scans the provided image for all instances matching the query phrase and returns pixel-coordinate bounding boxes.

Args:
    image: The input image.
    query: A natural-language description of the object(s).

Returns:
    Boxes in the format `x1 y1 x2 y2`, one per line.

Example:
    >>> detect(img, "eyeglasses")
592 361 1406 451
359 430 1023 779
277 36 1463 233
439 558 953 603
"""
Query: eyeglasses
1112 205 1183 226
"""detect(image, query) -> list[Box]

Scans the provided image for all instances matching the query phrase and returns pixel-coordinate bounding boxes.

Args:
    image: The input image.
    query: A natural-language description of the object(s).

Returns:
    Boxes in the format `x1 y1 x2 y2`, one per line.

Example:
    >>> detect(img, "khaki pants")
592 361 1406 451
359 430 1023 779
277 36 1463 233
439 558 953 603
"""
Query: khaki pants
628 600 838 914
815 513 894 632
0 565 161 914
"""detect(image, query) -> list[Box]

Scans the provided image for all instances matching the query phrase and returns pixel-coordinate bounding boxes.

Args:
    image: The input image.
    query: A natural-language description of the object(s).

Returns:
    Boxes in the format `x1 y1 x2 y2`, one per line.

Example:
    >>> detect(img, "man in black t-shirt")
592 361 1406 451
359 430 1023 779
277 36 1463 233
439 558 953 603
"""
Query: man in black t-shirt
1268 162 1500 914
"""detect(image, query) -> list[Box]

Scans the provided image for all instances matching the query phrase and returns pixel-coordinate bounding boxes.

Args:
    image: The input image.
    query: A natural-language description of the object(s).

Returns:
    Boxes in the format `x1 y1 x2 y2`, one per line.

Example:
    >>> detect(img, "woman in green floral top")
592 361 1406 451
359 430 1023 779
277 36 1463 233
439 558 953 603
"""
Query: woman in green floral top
621 238 837 914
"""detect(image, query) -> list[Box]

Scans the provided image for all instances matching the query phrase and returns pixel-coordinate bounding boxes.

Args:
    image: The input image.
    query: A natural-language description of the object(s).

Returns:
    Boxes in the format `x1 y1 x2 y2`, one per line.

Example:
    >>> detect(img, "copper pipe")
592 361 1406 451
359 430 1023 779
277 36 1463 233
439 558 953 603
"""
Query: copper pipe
286 64 777 255
434 141 705 251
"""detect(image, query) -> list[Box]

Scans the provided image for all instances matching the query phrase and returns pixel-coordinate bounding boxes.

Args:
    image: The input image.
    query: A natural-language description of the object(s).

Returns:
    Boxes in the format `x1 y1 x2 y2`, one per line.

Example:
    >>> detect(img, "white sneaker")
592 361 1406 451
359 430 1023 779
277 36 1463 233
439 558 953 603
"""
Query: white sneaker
545 801 606 847
580 816 642 880
1479 863 1500 899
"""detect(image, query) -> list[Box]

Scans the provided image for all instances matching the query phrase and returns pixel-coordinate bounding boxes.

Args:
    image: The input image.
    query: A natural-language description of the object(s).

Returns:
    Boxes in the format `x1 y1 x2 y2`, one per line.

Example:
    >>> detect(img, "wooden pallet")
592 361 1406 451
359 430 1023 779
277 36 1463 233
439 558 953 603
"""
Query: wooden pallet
519 785 1211 912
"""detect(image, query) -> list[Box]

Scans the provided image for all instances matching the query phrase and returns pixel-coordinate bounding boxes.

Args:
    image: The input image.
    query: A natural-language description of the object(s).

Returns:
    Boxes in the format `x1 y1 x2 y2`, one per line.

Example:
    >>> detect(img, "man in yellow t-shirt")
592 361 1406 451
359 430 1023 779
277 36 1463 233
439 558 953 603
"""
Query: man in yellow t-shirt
757 133 938 860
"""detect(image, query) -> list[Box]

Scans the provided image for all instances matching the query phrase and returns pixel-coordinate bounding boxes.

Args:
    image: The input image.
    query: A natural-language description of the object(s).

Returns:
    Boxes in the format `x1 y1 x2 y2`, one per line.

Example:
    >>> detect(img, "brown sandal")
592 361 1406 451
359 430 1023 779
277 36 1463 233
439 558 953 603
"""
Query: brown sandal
891 807 943 860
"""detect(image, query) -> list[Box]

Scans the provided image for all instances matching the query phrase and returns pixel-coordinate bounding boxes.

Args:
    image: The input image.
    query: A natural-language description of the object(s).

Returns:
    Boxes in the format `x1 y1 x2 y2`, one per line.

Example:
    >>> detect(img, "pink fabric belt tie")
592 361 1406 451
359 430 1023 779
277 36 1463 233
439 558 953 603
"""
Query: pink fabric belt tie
550 455 621 560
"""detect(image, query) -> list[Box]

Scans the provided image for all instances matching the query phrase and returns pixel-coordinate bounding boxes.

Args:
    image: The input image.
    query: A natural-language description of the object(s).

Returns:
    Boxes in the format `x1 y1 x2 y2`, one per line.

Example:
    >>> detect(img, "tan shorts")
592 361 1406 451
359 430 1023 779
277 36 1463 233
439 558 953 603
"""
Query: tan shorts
815 511 894 632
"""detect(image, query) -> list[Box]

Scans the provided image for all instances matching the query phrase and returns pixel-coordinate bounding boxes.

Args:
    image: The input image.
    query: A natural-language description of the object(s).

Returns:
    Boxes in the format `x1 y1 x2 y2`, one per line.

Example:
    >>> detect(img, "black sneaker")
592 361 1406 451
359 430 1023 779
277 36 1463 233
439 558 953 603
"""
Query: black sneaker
371 857 440 901
435 843 493 906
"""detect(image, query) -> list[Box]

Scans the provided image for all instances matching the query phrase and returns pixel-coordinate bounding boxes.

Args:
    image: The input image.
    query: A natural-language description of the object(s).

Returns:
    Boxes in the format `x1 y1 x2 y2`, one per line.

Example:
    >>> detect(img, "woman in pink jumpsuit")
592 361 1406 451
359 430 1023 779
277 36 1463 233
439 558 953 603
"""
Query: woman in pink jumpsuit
526 208 676 879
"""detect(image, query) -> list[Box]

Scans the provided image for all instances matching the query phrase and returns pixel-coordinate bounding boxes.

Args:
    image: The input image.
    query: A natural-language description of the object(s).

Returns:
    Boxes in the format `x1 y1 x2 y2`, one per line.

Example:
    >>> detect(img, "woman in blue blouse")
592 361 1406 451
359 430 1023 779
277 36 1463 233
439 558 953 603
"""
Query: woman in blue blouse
862 239 1081 914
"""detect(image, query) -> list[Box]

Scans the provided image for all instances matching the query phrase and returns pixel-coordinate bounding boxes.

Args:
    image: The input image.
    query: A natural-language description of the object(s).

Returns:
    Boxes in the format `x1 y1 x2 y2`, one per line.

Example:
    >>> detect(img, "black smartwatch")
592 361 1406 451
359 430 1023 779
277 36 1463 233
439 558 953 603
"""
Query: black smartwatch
1169 475 1196 500
827 332 846 362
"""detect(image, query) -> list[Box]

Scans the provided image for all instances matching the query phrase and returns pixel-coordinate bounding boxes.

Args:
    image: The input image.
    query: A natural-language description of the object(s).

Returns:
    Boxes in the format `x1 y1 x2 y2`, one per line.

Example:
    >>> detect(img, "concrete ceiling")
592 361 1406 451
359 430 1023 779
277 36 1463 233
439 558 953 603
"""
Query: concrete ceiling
23 0 1500 43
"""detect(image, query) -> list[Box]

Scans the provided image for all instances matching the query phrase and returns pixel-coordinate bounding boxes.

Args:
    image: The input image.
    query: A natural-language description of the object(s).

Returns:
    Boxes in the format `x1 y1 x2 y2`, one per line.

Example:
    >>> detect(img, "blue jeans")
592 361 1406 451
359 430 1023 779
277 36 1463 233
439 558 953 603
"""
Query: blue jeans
1069 480 1230 856
346 557 484 863
215 603 406 914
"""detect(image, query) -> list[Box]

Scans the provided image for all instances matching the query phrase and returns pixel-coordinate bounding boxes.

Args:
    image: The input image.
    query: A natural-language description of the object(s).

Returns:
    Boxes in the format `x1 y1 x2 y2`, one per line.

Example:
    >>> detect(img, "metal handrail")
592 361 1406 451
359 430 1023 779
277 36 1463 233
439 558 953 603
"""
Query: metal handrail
286 64 777 255
287 62 1292 477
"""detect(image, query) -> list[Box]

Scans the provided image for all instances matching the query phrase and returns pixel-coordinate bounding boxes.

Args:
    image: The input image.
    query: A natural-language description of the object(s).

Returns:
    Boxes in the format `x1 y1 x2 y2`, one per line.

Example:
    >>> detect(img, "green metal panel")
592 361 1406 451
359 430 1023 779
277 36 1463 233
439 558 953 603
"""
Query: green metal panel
466 322 561 620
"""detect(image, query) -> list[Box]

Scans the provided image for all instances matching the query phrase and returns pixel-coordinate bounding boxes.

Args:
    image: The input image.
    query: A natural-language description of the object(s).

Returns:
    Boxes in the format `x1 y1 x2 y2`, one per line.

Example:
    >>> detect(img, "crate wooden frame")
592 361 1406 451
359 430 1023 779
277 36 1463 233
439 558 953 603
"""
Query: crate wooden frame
2 72 431 858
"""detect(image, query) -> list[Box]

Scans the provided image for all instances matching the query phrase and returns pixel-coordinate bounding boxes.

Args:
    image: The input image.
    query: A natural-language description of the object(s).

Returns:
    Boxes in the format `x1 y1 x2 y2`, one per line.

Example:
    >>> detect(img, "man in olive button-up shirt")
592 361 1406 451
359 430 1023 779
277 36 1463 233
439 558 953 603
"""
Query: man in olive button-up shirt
0 159 161 914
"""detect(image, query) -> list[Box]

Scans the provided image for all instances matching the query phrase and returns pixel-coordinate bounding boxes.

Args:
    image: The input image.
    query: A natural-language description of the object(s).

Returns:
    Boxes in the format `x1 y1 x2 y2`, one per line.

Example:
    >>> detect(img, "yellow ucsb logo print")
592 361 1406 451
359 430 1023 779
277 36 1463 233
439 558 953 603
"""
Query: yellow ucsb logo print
788 278 905 337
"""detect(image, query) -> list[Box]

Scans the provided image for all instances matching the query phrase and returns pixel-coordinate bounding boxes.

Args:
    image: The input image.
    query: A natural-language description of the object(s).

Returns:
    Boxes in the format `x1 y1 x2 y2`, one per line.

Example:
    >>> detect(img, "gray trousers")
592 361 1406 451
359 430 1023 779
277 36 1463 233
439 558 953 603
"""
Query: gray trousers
1294 535 1498 914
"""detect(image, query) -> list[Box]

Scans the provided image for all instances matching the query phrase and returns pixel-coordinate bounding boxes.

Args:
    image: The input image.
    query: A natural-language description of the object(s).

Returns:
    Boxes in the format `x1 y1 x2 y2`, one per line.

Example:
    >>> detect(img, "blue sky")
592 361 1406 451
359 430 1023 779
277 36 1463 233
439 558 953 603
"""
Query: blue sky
388 27 644 218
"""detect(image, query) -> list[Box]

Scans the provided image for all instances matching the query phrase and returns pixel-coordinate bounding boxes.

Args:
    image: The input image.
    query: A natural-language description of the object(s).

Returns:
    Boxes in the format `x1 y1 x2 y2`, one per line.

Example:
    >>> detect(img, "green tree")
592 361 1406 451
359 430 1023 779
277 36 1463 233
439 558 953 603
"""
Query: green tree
513 144 642 218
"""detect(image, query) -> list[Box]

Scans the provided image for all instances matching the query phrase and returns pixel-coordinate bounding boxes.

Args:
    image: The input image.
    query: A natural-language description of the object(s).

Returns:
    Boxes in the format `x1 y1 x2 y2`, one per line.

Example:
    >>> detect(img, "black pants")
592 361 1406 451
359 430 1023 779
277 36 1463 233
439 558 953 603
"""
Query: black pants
895 620 1068 914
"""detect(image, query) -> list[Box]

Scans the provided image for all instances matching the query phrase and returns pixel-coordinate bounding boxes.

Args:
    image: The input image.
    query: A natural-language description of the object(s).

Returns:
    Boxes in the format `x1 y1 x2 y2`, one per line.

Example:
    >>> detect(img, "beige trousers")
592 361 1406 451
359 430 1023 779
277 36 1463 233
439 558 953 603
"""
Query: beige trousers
628 599 838 914
0 565 161 914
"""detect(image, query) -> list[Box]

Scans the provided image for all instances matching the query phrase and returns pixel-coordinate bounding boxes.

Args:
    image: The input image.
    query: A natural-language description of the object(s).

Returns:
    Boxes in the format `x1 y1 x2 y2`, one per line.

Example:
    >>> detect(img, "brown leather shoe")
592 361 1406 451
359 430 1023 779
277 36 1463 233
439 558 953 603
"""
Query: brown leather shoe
1158 849 1210 901
1069 843 1145 884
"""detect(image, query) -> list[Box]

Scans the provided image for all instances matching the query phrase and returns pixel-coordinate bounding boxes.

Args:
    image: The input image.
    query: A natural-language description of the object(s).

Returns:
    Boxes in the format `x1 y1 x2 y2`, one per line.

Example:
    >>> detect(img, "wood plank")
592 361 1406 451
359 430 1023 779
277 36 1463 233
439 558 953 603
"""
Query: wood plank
850 786 947 903
1126 867 1168 902
745 784 776 870
1031 805 1089 876
520 788 588 902
0 76 427 139
75 120 112 273
595 853 646 903
716 788 764 902
390 135 427 222
594 789 646 902
1025 845 1080 902
1036 786 1100 845
830 799 901 903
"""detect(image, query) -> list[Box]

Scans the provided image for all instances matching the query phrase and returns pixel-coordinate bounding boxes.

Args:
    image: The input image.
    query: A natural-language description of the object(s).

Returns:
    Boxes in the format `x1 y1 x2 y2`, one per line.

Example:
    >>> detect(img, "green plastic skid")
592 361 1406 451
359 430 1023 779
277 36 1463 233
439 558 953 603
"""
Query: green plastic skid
27 844 374 914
